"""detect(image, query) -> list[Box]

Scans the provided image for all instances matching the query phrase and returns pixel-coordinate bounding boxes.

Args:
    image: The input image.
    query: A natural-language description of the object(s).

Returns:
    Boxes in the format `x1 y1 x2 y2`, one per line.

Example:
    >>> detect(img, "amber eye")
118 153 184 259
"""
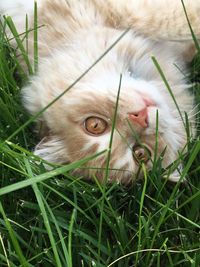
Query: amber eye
84 117 107 135
132 145 151 164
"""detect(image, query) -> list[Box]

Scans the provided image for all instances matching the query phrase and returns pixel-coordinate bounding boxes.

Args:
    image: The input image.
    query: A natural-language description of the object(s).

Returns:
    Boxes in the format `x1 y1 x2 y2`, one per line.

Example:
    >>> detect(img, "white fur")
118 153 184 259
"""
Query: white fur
1 0 197 183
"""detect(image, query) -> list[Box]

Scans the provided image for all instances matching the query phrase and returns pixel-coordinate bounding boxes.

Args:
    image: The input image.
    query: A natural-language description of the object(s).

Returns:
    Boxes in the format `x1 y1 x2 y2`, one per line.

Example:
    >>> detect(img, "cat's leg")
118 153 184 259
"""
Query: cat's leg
95 0 200 41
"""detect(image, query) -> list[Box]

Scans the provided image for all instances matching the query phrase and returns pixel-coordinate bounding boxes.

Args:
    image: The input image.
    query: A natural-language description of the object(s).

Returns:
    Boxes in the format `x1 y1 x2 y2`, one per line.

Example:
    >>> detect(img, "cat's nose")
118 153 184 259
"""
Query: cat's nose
128 108 148 128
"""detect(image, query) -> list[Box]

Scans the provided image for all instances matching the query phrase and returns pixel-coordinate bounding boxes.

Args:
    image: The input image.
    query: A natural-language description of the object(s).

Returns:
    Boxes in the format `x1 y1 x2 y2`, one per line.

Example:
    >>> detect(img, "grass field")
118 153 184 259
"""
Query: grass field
0 10 200 267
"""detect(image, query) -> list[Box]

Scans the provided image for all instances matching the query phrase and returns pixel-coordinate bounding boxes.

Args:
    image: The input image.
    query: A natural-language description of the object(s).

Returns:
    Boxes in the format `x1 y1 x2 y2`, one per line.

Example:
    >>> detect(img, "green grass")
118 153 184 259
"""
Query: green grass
0 11 200 267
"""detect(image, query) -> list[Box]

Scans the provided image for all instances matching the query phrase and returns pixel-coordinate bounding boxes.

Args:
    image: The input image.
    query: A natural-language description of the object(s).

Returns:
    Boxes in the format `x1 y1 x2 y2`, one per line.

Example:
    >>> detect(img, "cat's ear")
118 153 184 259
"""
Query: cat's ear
166 164 186 183
34 135 68 165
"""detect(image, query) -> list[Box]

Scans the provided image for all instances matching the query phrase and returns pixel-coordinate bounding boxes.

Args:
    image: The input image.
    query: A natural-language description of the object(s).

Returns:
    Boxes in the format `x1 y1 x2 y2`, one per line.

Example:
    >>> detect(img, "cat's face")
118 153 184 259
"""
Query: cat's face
23 33 191 183
25 67 187 183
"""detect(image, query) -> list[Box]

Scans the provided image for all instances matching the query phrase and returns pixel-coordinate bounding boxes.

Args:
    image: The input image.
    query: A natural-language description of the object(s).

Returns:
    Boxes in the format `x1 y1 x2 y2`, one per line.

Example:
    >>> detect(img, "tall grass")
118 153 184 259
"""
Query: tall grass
0 7 200 267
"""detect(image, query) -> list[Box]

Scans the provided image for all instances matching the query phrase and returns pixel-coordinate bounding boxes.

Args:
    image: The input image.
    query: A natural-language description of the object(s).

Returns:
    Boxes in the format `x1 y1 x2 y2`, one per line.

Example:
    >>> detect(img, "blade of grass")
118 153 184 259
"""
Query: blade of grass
25 15 29 53
41 182 93 223
145 195 200 229
0 160 28 176
0 254 18 267
33 1 38 73
152 56 185 126
68 209 76 267
4 16 33 74
77 230 109 256
98 74 122 262
145 139 200 263
0 202 29 267
24 158 62 267
108 248 200 267
152 110 159 170
0 233 11 267
164 244 174 267
104 74 122 182
135 163 147 266
41 196 70 266
0 149 106 196
181 0 200 52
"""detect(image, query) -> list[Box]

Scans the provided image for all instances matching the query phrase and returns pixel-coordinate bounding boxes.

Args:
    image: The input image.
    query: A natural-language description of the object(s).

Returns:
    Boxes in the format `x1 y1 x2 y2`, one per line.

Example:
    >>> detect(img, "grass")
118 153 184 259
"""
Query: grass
0 8 200 267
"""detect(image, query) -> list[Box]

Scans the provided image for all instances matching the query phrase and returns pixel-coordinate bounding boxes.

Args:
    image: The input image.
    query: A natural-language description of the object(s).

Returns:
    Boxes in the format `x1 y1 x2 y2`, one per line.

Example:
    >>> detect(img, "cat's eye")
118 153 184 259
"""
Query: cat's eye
132 145 151 164
84 117 107 135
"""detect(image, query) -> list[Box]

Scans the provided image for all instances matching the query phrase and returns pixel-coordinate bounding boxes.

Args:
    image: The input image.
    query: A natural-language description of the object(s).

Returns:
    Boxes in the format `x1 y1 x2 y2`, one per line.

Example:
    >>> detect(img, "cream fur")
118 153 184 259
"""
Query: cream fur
1 0 199 183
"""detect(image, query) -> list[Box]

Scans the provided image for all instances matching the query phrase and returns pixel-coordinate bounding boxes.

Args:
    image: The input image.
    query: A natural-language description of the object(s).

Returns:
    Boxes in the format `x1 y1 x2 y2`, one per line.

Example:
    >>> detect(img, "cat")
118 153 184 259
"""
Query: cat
1 0 200 183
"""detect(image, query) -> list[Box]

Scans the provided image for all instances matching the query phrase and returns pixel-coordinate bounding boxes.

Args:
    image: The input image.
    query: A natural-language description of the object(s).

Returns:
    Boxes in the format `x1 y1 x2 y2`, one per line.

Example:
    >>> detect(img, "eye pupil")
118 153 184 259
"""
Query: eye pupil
84 117 107 135
137 151 144 159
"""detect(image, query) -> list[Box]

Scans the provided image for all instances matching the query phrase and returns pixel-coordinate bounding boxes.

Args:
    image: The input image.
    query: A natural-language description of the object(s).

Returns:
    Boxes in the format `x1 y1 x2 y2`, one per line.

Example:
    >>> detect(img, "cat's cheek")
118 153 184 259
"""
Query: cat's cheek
145 107 169 133
91 133 111 153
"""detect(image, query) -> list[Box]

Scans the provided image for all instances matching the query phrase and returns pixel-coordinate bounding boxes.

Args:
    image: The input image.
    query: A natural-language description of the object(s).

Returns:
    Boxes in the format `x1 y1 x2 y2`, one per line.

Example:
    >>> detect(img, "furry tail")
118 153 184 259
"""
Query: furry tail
96 0 200 41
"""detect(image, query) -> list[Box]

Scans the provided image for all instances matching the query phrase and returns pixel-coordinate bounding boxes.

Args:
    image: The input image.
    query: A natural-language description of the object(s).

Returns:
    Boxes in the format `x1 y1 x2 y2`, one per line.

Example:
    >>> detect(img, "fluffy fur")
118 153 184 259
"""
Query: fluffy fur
1 0 200 183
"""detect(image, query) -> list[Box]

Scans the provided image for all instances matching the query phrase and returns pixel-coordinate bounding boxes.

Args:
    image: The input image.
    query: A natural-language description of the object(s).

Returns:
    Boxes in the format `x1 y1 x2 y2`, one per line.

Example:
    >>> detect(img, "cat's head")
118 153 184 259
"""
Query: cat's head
22 35 193 183
23 74 189 183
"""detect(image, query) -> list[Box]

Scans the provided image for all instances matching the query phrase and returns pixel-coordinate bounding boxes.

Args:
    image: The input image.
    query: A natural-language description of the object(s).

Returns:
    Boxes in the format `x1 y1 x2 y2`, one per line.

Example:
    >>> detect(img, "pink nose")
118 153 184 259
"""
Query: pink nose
129 108 148 128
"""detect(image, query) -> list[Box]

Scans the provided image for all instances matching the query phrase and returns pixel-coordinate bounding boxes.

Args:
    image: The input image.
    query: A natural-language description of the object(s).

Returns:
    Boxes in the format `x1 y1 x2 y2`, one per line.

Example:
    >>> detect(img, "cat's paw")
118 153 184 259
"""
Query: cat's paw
34 135 68 166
